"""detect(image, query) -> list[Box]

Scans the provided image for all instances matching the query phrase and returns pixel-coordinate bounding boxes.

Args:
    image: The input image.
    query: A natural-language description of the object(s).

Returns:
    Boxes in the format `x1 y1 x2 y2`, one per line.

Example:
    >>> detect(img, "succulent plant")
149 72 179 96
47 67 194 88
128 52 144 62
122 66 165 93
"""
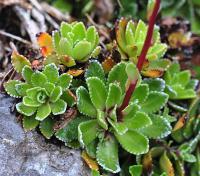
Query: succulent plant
76 60 171 173
37 22 101 67
164 62 198 100
115 18 170 77
4 57 73 138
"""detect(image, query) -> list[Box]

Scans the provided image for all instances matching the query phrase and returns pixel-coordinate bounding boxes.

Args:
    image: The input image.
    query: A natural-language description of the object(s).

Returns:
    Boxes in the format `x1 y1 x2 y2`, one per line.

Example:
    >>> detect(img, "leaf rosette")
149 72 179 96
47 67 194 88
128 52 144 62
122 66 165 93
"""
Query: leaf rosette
76 60 171 173
37 22 101 67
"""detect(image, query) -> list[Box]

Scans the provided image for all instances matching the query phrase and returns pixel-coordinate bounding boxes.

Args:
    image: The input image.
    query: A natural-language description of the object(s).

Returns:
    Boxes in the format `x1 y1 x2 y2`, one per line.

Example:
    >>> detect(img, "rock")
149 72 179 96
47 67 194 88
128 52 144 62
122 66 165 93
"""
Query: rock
0 94 90 176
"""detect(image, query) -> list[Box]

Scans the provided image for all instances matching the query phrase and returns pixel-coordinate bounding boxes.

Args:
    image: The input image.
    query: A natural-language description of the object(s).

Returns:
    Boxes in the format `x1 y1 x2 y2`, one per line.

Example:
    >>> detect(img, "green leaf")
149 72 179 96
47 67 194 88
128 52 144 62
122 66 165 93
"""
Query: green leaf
31 71 47 87
50 86 62 103
173 70 191 87
135 20 147 42
60 22 72 37
72 22 86 41
129 165 143 176
44 82 55 96
23 115 39 131
123 102 140 120
59 38 73 56
97 109 108 130
78 120 98 146
143 78 165 92
108 62 127 92
52 30 61 52
15 83 32 96
86 77 107 110
55 117 89 143
125 112 152 130
39 117 55 139
126 62 139 81
60 90 76 107
131 84 149 103
57 73 72 90
50 99 67 115
141 91 168 113
96 136 120 173
85 60 105 82
11 51 31 73
169 85 196 99
22 66 33 83
106 83 122 109
140 115 172 139
4 80 22 98
26 87 42 99
86 26 98 50
76 86 97 118
36 103 51 121
72 41 91 61
23 96 41 107
16 102 36 116
43 63 59 83
108 118 128 135
115 130 149 155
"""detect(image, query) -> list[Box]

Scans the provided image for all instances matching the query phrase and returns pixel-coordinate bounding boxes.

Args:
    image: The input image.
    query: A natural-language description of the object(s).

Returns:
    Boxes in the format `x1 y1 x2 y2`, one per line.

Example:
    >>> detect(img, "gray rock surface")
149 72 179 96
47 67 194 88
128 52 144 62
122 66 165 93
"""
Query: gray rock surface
0 94 90 176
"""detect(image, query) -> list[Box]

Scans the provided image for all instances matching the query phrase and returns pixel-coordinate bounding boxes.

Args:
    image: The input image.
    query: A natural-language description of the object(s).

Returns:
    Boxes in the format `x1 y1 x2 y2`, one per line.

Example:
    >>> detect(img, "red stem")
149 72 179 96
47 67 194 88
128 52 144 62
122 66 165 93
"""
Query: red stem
117 0 160 119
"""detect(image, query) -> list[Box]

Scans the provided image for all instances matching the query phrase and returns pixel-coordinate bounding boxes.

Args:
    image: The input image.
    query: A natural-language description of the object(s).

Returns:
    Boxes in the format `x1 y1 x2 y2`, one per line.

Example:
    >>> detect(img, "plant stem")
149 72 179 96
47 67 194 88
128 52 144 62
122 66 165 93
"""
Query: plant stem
117 0 161 120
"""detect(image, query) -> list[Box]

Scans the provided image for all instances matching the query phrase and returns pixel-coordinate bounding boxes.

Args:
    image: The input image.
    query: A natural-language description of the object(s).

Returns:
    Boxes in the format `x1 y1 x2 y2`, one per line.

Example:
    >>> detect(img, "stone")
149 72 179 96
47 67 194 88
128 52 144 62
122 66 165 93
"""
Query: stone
0 94 90 176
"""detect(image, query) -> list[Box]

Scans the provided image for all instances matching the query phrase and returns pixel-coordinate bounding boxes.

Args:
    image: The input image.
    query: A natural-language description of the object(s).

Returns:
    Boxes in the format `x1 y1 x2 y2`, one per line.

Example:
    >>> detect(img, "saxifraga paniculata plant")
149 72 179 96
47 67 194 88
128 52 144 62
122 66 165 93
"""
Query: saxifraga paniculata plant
4 52 73 138
37 21 101 67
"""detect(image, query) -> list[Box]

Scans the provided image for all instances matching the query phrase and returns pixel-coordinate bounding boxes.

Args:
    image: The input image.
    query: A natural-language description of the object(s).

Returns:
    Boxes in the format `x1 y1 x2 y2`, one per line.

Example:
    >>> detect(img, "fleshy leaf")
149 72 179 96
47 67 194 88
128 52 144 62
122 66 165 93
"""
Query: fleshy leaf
35 103 51 121
72 41 91 61
37 32 53 57
82 151 99 171
125 112 152 130
106 83 122 109
86 77 107 110
159 152 175 176
15 83 32 96
50 86 62 103
76 86 97 118
126 62 139 81
44 82 55 96
23 96 41 107
85 60 105 82
140 115 172 139
55 117 89 143
43 63 59 83
123 103 140 120
59 38 73 56
16 102 36 116
72 22 86 41
50 99 67 115
11 51 31 73
78 120 98 146
31 71 47 87
23 116 39 131
108 62 127 92
4 80 22 98
115 130 149 155
22 66 33 83
141 91 168 113
108 119 128 135
96 136 120 173
39 117 55 139
97 109 108 130
143 78 165 92
131 84 149 103
57 73 72 90
129 165 143 176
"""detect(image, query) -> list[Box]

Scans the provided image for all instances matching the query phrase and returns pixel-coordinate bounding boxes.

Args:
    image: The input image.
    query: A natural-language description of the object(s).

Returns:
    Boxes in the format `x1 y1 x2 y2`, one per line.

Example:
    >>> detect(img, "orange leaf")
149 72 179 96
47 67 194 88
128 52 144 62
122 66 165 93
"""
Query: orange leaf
102 57 116 73
67 69 84 77
142 69 163 78
37 32 53 57
81 151 99 171
173 115 185 131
